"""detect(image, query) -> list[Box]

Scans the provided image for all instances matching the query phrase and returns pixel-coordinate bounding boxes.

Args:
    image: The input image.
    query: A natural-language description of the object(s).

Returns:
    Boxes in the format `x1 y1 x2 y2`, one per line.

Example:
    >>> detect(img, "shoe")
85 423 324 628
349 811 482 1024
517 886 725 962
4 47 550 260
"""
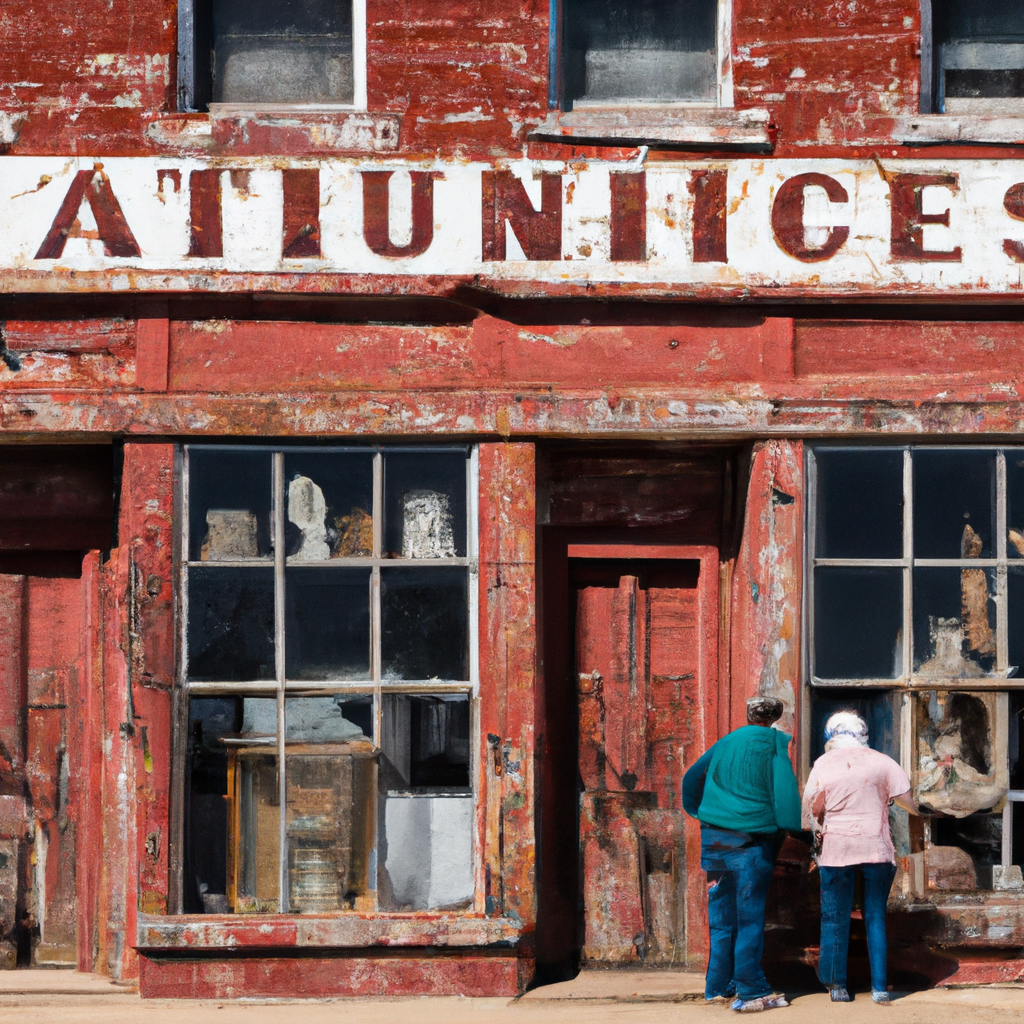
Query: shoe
829 987 852 1002
707 995 734 1005
732 993 789 1012
871 991 891 1004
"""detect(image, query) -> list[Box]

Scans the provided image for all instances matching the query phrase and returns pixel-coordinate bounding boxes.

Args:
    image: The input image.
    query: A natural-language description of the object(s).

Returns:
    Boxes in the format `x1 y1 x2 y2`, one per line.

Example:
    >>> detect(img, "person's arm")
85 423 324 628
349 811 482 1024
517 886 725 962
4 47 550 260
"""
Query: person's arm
772 731 803 832
892 790 939 816
682 746 714 819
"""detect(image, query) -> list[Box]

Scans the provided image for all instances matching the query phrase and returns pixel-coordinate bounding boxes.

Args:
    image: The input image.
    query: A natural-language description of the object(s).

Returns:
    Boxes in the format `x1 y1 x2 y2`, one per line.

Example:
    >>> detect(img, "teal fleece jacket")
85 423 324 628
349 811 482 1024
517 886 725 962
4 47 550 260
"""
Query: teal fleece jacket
682 725 802 834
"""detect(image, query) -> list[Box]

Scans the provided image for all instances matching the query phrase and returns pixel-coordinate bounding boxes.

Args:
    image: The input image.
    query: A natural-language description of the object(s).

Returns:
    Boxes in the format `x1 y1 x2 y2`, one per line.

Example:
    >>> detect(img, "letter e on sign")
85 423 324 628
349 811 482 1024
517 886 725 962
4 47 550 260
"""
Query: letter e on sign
890 173 962 262
771 173 849 262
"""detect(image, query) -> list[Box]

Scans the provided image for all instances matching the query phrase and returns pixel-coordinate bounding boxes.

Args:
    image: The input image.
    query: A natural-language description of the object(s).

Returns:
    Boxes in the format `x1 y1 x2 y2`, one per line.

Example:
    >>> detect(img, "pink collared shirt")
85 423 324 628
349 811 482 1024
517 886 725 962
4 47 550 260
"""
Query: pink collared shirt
803 747 911 867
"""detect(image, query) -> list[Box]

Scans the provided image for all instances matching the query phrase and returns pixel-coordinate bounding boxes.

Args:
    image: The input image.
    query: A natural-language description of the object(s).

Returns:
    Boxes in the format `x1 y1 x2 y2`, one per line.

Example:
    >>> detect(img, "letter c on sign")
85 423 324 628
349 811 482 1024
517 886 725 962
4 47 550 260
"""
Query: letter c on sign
1004 182 1024 263
771 172 850 262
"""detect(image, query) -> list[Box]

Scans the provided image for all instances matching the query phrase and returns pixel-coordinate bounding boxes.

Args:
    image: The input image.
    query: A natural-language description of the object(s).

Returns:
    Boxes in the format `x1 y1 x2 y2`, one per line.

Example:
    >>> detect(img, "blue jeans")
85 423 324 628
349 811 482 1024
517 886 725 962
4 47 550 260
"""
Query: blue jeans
818 861 897 994
701 825 777 1001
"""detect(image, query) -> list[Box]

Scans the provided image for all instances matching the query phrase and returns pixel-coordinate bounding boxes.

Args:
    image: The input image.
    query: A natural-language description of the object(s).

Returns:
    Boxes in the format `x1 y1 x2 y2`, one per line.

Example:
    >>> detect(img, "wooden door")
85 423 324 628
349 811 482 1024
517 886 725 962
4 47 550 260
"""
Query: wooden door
573 547 717 966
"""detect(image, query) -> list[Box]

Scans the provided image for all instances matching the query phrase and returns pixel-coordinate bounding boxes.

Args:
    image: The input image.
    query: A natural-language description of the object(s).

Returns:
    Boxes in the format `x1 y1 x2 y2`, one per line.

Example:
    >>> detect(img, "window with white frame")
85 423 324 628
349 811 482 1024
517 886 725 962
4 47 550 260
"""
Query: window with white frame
927 0 1024 115
808 446 1024 893
178 0 367 110
179 445 477 915
559 0 724 109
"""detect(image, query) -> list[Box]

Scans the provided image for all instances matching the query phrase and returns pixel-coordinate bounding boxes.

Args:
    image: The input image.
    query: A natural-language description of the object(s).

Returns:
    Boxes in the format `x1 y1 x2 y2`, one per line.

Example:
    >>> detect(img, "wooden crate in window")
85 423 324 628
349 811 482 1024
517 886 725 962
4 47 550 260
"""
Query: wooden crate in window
225 743 377 914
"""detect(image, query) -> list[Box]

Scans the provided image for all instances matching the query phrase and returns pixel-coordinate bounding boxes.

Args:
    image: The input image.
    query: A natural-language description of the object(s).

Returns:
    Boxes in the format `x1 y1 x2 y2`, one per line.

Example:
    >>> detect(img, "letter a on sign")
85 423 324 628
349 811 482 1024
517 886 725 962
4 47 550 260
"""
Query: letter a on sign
35 164 141 259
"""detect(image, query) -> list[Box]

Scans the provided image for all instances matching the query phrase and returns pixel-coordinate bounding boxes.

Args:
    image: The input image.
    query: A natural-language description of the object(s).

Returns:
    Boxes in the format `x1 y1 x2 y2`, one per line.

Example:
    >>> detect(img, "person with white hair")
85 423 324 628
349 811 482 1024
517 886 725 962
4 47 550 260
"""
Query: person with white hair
802 710 918 1004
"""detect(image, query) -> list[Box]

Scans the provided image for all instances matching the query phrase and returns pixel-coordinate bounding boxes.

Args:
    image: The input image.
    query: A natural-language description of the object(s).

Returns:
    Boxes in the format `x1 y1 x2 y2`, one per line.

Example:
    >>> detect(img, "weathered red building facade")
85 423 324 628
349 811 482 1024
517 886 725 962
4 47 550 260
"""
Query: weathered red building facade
1 0 1024 999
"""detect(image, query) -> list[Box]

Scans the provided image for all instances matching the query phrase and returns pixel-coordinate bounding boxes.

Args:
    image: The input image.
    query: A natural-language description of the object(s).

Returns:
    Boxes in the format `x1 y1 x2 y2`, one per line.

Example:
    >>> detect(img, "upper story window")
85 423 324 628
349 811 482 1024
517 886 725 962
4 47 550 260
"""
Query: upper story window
929 0 1024 114
178 0 366 111
558 0 724 109
178 445 477 916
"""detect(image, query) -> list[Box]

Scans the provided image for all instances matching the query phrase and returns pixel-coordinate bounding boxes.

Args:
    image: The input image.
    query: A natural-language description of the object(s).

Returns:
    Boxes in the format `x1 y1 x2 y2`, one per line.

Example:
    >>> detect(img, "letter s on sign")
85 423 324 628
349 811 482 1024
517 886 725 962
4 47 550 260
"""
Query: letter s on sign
771 173 850 262
1003 183 1024 263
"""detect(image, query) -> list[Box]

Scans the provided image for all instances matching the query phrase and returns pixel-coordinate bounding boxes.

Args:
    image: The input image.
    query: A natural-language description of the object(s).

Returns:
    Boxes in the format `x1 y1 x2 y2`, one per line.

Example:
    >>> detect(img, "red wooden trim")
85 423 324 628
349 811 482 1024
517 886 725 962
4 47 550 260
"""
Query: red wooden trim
135 318 170 392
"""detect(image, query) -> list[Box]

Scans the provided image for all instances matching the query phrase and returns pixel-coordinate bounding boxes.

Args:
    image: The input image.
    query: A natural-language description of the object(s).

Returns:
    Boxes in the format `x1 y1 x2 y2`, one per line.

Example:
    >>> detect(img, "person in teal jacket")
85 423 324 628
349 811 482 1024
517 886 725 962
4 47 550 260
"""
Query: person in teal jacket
682 696 801 1013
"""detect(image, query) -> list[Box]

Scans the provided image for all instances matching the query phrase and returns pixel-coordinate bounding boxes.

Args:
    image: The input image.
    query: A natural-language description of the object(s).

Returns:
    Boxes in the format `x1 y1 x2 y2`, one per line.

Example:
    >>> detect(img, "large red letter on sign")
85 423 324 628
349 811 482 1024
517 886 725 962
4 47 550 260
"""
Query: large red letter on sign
771 173 849 262
283 169 322 258
35 164 141 259
689 169 728 263
1003 183 1024 263
482 170 562 261
890 173 962 262
362 171 440 259
609 172 646 261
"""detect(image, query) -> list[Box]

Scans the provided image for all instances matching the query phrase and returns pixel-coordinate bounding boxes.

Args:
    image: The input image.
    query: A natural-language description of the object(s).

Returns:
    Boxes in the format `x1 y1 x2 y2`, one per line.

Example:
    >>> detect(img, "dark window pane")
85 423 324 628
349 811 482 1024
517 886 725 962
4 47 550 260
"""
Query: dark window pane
913 567 996 676
945 69 1024 99
188 566 275 681
285 568 370 680
381 694 471 790
935 0 1022 42
212 0 353 105
188 450 272 562
815 449 904 559
381 568 468 681
384 452 467 559
814 567 903 680
912 450 996 559
185 698 242 913
1006 568 1024 676
1005 450 1024 558
562 0 716 106
284 453 373 561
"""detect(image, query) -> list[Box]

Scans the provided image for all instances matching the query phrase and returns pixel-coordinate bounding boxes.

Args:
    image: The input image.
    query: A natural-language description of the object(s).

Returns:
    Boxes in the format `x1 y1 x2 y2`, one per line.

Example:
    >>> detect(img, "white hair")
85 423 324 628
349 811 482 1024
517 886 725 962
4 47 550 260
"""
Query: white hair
824 710 869 751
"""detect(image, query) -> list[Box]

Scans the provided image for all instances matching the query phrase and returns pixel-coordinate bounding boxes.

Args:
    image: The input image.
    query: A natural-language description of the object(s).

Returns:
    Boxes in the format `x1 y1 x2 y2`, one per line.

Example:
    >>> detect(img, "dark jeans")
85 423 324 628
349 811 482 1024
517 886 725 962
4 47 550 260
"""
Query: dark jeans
701 825 776 1001
818 861 897 994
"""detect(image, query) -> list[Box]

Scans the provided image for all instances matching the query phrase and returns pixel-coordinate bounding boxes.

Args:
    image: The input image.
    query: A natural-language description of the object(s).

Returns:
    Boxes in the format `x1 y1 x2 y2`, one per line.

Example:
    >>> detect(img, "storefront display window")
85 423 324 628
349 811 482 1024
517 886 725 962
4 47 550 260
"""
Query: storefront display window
179 445 476 915
807 446 1024 894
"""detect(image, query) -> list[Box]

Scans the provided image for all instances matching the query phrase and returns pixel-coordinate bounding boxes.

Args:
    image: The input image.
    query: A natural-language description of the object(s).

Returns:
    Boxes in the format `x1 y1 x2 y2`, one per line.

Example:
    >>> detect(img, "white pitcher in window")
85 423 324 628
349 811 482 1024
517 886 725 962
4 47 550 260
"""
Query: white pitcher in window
288 475 331 560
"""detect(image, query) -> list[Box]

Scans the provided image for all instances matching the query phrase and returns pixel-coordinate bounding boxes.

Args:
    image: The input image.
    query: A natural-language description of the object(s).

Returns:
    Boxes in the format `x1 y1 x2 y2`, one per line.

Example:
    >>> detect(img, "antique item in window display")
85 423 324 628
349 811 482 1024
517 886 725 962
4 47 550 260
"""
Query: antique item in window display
402 490 455 559
288 475 331 561
226 742 377 914
201 509 260 561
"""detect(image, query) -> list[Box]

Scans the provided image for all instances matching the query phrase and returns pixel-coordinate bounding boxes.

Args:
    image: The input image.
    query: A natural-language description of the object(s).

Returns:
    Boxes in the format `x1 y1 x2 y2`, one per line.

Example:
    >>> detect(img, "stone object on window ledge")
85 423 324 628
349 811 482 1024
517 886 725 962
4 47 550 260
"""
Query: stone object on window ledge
201 509 259 561
288 475 330 561
993 864 1024 891
529 106 772 149
926 844 978 891
894 114 1024 145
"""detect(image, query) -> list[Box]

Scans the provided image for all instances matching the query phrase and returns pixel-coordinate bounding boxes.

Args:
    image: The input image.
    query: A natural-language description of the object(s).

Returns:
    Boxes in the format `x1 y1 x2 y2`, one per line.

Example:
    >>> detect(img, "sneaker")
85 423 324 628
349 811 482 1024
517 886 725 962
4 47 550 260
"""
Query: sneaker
830 987 852 1002
732 993 789 1012
707 995 734 1005
871 991 891 1004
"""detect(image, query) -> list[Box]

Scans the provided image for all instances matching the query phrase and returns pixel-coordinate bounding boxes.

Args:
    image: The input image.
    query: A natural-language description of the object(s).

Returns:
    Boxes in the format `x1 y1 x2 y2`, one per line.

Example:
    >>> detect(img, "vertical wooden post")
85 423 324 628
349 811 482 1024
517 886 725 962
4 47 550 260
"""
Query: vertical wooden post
476 442 536 981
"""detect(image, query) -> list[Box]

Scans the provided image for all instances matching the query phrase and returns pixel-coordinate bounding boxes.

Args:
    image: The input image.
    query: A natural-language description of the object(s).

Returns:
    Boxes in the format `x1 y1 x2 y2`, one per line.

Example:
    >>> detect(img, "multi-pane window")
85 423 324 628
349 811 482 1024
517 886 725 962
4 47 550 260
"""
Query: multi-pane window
808 446 1024 894
180 445 477 915
559 0 720 109
930 0 1024 114
178 0 365 110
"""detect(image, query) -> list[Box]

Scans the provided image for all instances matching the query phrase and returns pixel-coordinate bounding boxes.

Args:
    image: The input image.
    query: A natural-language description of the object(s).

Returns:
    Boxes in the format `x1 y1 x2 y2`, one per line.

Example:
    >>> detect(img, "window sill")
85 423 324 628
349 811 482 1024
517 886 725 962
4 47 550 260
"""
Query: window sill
529 106 772 150
894 114 1024 145
146 111 401 153
137 912 523 951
